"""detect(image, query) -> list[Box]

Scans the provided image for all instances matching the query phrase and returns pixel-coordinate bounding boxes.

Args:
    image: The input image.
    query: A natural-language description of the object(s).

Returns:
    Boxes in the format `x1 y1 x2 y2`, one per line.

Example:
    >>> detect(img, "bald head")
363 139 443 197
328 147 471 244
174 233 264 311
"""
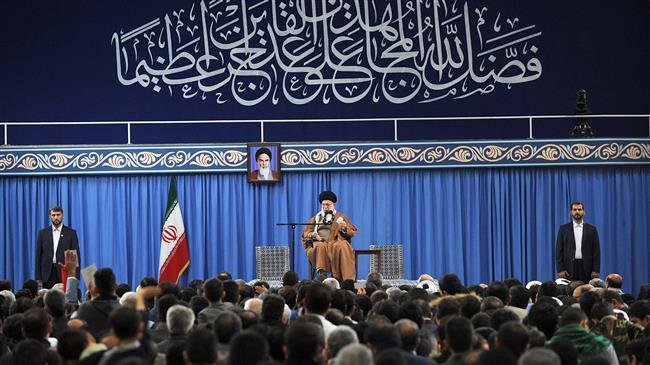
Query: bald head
395 319 420 352
606 273 623 289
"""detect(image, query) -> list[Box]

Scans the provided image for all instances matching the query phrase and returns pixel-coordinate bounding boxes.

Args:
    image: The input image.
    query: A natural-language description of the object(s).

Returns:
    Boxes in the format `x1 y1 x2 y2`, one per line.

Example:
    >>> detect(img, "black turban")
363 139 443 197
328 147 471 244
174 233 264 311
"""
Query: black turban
255 147 272 160
318 191 337 203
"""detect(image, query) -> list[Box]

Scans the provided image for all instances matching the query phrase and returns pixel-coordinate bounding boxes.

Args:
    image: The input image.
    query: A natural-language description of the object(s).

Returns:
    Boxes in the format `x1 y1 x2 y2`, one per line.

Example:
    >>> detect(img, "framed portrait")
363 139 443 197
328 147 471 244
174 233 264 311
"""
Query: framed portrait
247 143 282 183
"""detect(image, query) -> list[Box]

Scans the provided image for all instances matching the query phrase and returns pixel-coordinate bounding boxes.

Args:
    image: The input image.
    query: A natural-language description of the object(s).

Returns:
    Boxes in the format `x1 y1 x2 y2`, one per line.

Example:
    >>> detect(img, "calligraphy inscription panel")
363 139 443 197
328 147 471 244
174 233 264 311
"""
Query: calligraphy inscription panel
112 0 542 106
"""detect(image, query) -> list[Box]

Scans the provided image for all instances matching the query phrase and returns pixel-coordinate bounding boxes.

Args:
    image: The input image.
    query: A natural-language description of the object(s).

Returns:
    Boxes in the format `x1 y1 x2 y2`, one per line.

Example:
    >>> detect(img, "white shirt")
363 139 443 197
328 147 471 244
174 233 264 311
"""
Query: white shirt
52 225 62 263
573 221 583 259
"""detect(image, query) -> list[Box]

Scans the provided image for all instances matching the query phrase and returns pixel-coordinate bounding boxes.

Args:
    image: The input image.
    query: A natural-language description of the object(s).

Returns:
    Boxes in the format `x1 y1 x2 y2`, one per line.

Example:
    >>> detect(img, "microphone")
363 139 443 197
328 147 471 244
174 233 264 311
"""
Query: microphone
324 210 334 225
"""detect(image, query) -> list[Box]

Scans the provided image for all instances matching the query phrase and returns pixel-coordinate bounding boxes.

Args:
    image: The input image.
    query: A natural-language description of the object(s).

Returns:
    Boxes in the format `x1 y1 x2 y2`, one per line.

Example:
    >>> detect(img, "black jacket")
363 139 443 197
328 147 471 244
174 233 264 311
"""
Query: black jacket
35 224 80 282
555 222 601 275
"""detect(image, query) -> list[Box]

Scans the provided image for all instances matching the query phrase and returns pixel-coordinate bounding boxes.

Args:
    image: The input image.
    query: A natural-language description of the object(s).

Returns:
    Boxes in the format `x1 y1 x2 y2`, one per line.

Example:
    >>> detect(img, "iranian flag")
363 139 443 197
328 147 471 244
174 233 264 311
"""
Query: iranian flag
158 177 190 283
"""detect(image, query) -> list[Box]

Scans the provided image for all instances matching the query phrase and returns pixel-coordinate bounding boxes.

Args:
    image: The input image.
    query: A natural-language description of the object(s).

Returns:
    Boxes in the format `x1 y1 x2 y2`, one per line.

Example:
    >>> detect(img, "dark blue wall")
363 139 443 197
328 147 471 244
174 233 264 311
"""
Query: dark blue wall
1 1 649 144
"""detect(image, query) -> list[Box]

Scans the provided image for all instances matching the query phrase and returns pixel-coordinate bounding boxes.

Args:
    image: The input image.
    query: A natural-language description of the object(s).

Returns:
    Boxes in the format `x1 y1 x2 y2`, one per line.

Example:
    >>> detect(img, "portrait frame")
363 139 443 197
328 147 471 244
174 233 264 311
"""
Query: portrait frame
247 143 282 184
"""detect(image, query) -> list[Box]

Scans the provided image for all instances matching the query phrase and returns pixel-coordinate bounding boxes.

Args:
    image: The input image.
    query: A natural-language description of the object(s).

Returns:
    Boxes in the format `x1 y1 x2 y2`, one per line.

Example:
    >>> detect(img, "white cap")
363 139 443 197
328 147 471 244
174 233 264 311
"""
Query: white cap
526 280 542 290
417 279 440 294
323 277 340 290
555 278 570 286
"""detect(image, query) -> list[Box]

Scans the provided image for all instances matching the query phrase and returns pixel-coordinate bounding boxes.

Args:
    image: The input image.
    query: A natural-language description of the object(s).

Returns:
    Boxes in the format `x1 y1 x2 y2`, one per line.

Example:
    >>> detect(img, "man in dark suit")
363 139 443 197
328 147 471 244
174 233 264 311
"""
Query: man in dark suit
35 206 80 288
555 201 600 282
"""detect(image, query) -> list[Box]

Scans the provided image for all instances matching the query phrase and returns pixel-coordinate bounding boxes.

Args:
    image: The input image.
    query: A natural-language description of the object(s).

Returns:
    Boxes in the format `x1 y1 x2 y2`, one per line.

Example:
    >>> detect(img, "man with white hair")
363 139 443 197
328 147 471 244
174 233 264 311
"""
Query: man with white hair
157 304 195 355
326 326 359 362
323 278 341 290
518 347 561 365
243 297 263 316
334 343 373 365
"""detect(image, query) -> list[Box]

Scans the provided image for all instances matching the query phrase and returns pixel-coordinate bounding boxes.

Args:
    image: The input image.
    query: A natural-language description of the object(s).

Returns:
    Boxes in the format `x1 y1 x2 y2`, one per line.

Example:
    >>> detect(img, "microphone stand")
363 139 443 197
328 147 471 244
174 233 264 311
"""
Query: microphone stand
276 221 331 273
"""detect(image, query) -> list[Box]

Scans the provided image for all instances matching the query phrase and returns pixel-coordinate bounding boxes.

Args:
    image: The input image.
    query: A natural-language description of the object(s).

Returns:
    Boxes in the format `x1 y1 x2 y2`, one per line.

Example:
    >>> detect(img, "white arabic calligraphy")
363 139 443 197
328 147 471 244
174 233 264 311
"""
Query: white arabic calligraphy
112 0 542 105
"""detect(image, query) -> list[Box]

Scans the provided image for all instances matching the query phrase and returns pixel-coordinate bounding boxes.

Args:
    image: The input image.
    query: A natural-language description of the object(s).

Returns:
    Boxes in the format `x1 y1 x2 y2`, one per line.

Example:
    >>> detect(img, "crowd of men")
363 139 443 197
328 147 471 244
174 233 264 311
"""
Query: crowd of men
1 264 649 365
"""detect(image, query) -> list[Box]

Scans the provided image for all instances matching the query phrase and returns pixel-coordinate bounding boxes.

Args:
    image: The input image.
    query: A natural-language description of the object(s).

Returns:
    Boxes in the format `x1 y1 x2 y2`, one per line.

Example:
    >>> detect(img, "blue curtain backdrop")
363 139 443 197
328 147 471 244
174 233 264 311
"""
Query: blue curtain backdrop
1 166 648 294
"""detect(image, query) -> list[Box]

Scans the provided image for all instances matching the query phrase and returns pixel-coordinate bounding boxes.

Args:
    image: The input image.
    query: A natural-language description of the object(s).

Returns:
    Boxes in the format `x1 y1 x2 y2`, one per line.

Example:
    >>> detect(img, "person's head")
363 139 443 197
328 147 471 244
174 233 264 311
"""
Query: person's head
471 312 491 329
539 281 559 298
21 307 50 340
518 347 561 365
166 304 195 335
526 300 559 340
110 306 142 340
372 299 400 323
44 288 66 317
601 289 624 309
437 297 461 320
157 293 179 322
487 281 509 304
481 296 504 313
184 328 217 365
262 293 286 322
590 302 614 322
159 282 181 299
304 282 332 315
558 307 587 327
22 280 39 299
214 311 242 343
459 295 481 319
334 343 373 365
189 295 209 318
243 297 263 315
509 285 530 309
605 273 623 289
398 300 424 327
93 268 117 296
440 273 464 295
255 147 273 170
578 290 600 319
229 330 269 365
321 277 339 291
570 201 585 223
395 318 420 352
364 322 401 353
326 325 359 359
239 284 255 302
445 315 474 354
370 290 388 304
319 190 337 211
478 347 518 365
222 280 240 305
115 283 132 298
203 277 224 303
547 338 578 365
282 271 299 287
489 308 519 330
14 339 59 365
278 285 298 309
49 205 64 227
496 321 529 358
284 321 325 362
216 271 232 281
239 309 259 329
3 313 24 342
374 348 407 365
629 300 650 329
139 276 158 288
625 337 650 365
180 287 196 303
366 272 383 288
57 328 88 362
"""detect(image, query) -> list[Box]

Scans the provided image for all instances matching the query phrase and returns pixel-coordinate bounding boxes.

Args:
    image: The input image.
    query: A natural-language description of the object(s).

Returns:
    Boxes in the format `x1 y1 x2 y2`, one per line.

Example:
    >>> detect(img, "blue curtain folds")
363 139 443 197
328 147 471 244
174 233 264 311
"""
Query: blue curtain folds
1 166 648 293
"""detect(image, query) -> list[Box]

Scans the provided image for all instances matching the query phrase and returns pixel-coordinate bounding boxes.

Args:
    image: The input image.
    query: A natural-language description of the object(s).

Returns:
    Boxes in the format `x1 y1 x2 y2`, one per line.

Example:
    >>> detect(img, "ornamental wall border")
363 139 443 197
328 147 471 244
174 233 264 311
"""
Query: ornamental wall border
1 139 648 176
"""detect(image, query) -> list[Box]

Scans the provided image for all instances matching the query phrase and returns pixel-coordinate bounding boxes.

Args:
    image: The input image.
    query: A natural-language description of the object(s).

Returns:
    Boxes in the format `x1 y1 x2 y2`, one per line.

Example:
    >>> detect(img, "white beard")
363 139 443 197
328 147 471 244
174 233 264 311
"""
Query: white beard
259 167 271 179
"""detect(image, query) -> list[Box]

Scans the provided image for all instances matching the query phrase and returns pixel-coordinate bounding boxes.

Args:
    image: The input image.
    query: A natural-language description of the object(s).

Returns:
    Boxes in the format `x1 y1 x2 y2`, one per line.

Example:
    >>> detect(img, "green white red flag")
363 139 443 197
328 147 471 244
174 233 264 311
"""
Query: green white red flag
158 177 189 283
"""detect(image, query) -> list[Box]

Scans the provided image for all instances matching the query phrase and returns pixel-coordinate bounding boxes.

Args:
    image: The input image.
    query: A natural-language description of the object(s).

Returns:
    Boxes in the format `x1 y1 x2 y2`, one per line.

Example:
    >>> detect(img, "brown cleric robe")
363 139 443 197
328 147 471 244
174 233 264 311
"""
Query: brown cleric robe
301 211 357 280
